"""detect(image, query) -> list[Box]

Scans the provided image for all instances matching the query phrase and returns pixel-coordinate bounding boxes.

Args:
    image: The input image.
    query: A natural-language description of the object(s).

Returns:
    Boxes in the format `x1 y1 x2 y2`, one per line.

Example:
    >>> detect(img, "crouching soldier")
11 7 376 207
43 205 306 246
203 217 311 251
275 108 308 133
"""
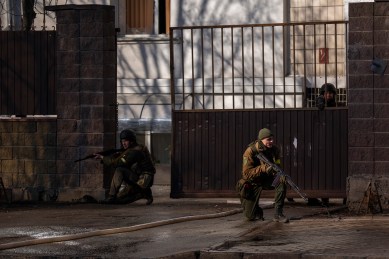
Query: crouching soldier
236 128 289 223
95 129 155 205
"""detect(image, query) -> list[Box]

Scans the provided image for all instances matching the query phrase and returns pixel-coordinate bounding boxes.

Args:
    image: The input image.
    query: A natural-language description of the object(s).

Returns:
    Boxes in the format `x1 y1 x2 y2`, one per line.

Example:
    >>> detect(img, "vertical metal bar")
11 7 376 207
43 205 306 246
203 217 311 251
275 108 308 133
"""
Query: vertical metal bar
241 27 245 109
43 0 46 30
292 25 296 109
201 28 205 109
334 24 338 90
231 27 235 109
282 25 286 108
169 28 175 111
272 26 275 108
345 23 349 106
47 31 56 114
211 28 215 109
14 31 21 114
0 32 2 113
302 24 306 108
191 29 195 109
251 26 255 109
313 24 317 105
41 31 48 114
221 28 225 109
34 31 41 114
181 28 185 110
324 24 327 84
261 26 265 109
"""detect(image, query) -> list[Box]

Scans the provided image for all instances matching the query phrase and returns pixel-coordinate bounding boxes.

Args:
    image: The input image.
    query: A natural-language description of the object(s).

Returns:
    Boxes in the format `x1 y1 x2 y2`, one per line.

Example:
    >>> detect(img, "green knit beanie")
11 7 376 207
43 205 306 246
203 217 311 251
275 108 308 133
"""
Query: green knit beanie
258 128 273 140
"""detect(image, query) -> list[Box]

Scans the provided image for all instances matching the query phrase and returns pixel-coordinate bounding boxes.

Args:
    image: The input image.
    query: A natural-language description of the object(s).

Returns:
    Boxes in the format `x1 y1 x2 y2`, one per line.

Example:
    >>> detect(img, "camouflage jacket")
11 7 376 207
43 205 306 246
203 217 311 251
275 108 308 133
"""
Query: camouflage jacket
241 140 281 184
102 144 156 175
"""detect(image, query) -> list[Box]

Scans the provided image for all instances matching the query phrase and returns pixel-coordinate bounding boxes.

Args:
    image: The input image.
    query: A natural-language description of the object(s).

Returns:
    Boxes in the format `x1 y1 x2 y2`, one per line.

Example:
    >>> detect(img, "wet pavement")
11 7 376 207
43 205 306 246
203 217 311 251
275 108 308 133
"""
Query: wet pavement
0 185 388 258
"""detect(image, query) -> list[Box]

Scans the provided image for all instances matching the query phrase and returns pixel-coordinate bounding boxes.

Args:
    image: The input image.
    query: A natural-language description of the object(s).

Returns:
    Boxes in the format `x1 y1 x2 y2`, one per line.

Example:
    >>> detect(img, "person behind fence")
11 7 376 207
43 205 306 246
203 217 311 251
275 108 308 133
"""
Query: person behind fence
316 83 337 110
310 82 336 206
94 129 155 205
236 128 289 223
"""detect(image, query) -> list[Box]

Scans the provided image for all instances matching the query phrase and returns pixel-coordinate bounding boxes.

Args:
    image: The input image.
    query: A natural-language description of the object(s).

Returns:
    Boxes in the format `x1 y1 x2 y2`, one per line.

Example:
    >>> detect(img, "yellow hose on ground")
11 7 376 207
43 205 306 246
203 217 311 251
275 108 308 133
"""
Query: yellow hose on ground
0 208 243 251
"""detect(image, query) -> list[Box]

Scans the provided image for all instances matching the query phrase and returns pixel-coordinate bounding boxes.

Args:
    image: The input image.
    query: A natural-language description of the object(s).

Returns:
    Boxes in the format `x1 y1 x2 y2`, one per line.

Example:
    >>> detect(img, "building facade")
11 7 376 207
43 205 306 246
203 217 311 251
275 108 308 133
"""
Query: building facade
1 1 376 202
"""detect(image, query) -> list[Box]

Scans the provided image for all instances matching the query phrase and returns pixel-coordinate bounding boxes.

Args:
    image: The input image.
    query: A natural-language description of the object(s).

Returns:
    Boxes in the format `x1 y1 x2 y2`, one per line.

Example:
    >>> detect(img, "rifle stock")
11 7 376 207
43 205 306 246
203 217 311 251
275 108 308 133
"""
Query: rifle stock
74 148 122 163
256 153 308 201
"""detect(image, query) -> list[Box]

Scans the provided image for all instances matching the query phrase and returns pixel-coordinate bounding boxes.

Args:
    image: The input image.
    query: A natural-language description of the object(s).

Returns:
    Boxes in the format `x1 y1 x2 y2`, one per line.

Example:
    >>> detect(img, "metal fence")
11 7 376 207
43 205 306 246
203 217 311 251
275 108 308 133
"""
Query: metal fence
0 31 56 115
169 21 349 198
0 1 55 31
171 108 348 198
170 21 348 110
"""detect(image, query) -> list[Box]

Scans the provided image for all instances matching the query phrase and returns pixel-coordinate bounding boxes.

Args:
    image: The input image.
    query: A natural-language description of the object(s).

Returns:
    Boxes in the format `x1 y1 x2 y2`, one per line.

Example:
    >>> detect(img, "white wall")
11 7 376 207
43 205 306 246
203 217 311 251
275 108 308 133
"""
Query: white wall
170 0 287 26
118 0 289 128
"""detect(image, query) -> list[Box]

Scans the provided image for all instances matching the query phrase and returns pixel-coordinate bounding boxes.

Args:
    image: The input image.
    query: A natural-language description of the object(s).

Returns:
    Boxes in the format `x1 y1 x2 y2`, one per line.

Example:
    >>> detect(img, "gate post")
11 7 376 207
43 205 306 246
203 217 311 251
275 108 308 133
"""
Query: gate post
348 1 389 211
46 5 117 201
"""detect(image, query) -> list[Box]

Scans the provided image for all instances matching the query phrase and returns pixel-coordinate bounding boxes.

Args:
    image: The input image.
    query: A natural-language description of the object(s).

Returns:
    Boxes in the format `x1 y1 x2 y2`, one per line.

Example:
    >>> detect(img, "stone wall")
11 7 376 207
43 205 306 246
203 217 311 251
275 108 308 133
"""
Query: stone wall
348 1 389 211
0 118 57 202
0 5 117 203
48 4 117 202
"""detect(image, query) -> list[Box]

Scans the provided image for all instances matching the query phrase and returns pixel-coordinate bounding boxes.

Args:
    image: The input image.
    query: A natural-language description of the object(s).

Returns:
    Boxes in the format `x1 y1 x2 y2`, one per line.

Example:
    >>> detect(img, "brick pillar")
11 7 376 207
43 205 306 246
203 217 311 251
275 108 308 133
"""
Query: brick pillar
46 5 117 201
348 2 389 210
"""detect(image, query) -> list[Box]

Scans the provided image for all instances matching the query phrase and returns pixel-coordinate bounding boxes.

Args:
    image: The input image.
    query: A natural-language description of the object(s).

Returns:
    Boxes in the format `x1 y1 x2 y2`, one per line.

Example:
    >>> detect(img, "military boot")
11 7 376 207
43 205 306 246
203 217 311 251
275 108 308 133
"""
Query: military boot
256 207 264 221
273 208 289 223
143 188 153 205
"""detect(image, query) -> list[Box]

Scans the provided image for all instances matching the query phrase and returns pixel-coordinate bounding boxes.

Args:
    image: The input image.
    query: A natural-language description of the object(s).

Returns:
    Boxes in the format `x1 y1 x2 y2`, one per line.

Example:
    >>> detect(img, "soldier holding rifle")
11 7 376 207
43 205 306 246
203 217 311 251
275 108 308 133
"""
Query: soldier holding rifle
94 129 155 205
236 128 289 223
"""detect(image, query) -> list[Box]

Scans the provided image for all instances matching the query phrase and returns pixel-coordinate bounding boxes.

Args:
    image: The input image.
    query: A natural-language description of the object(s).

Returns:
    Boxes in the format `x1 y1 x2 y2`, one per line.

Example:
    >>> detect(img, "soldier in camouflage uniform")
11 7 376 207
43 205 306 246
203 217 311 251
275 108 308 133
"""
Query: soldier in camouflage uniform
95 129 155 205
237 128 289 223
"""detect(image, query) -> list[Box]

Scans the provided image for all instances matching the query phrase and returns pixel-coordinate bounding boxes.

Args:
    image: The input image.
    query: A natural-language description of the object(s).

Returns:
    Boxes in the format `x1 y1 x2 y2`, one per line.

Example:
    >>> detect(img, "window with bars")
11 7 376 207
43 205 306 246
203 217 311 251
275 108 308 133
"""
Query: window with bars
125 0 170 35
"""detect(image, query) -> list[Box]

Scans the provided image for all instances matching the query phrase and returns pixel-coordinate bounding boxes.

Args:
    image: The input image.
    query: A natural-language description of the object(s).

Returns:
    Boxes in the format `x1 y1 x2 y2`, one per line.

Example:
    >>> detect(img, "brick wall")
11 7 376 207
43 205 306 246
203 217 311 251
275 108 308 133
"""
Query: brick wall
0 118 57 202
0 5 117 203
348 1 389 211
49 4 117 202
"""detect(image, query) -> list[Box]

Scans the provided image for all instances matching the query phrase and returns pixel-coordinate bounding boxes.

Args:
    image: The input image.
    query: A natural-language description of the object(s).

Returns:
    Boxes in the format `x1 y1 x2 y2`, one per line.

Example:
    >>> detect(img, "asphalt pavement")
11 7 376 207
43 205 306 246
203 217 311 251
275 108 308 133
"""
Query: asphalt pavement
0 184 388 259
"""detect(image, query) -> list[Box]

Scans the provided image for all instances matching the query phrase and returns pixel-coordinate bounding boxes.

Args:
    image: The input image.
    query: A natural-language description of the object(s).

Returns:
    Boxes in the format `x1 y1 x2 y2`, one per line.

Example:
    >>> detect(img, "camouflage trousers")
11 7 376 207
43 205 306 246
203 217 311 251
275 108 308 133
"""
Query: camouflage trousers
109 167 154 198
240 179 287 221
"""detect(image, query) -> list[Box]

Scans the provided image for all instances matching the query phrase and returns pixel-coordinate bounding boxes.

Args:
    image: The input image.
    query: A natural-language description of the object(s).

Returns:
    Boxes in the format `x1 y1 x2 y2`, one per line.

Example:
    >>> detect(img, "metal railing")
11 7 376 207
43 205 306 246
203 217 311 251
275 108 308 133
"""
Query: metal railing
170 21 348 110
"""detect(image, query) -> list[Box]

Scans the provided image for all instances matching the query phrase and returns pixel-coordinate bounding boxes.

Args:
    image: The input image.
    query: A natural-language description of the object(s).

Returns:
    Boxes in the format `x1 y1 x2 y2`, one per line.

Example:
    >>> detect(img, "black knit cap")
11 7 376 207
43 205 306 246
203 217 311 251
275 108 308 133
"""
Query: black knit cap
320 83 336 95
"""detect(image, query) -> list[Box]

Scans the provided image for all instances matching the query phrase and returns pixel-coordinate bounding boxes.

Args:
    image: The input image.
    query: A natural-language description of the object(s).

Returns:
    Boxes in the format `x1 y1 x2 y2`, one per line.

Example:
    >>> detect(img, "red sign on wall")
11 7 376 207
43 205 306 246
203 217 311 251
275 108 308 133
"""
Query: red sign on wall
319 48 329 64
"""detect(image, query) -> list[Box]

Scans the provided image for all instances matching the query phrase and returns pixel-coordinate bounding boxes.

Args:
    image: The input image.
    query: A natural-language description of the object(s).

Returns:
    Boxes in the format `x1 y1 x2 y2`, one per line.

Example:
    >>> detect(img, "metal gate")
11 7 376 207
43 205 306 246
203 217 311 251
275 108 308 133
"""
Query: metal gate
169 21 348 198
0 31 56 116
171 109 347 198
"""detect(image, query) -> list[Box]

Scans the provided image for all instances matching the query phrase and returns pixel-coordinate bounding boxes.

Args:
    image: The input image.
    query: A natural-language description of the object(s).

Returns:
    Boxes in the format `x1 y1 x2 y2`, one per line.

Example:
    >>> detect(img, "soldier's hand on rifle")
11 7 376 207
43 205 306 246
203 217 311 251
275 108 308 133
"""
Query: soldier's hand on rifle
260 164 275 175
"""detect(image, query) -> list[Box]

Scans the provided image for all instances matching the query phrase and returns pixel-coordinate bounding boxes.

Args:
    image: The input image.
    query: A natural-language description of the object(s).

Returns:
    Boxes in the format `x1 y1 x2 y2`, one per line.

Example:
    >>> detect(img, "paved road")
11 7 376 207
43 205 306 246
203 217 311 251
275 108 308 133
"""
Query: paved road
0 196 250 258
0 186 388 258
208 216 389 258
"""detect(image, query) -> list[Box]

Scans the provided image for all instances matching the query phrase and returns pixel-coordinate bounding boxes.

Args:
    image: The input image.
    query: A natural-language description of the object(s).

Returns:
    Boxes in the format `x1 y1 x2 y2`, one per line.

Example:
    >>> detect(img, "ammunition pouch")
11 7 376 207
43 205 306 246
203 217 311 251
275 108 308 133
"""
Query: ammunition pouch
236 178 255 200
137 173 154 189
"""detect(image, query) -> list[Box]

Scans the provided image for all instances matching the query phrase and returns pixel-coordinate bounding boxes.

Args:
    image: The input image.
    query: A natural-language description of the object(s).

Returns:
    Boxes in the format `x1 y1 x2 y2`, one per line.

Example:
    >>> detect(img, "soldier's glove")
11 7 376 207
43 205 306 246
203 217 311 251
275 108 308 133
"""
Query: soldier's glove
279 174 287 184
260 164 275 175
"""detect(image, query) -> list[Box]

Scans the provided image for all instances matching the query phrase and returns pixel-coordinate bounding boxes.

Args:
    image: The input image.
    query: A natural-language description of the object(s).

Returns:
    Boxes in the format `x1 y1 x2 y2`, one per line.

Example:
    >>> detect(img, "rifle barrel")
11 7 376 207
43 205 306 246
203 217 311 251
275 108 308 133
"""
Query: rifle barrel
74 148 122 163
74 155 95 163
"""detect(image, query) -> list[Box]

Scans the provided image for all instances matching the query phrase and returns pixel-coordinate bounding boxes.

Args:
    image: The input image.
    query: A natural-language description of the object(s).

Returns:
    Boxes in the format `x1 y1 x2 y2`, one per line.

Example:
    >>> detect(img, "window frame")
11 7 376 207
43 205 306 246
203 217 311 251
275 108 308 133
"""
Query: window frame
115 0 170 37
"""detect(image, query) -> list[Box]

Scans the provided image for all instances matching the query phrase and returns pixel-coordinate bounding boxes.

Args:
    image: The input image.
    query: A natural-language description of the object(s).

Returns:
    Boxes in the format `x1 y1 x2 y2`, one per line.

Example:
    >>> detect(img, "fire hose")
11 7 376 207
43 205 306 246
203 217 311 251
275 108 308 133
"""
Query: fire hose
0 208 243 251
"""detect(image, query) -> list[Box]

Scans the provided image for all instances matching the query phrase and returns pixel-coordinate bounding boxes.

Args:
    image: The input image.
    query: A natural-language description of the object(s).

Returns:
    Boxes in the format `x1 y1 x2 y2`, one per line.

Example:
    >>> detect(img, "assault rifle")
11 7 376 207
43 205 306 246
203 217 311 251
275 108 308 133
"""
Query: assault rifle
74 148 122 163
257 153 308 201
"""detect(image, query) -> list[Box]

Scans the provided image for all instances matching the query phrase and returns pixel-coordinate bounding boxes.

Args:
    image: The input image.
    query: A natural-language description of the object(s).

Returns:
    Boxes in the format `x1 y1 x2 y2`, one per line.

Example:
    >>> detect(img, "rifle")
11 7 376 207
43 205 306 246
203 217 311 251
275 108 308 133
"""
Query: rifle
74 148 122 163
257 153 308 201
